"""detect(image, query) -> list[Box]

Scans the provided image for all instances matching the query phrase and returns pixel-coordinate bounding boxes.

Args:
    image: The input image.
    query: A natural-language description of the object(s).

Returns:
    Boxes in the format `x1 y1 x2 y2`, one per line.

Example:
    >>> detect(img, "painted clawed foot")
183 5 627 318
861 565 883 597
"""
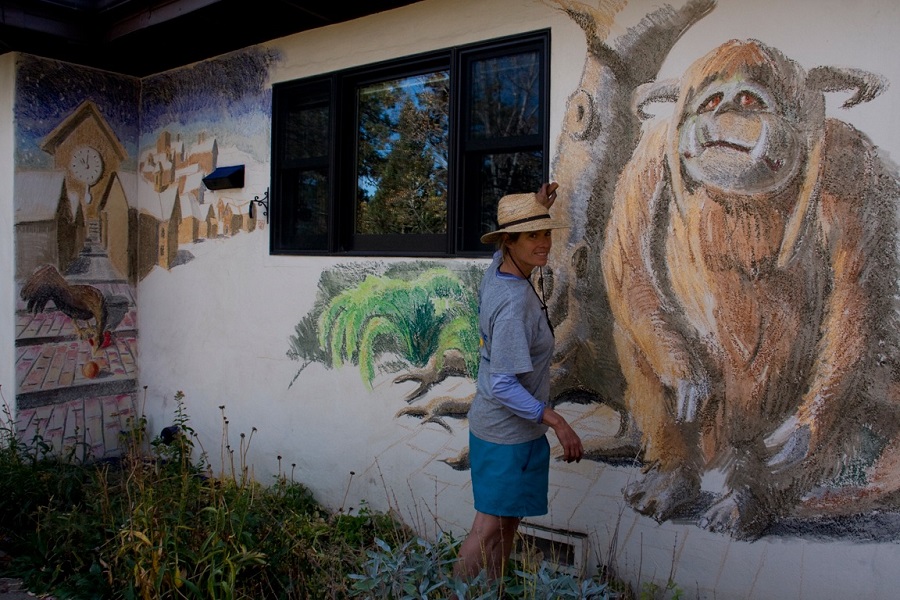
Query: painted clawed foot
395 394 473 432
393 349 468 402
624 465 700 522
764 416 811 471
440 447 470 470
699 489 771 540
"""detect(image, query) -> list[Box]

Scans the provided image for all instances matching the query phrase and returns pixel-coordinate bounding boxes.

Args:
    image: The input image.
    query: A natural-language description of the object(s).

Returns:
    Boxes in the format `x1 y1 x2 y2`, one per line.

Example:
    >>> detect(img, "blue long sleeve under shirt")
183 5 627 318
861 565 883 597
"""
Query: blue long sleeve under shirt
489 372 546 423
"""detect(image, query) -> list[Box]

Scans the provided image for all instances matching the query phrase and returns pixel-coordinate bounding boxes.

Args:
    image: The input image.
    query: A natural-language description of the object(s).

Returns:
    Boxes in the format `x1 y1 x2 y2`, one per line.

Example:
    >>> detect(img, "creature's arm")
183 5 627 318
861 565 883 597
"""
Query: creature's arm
601 124 709 420
767 125 882 465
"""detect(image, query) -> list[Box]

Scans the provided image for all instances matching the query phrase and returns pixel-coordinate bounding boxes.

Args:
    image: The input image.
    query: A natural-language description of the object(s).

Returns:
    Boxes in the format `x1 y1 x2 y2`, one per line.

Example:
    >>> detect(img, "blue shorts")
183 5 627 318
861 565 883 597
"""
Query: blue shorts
469 432 550 518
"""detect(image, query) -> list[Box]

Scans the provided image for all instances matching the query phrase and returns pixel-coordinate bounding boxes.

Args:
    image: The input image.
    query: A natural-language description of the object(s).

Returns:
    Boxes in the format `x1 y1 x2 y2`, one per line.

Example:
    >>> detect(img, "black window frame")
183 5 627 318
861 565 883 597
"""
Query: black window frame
270 29 550 257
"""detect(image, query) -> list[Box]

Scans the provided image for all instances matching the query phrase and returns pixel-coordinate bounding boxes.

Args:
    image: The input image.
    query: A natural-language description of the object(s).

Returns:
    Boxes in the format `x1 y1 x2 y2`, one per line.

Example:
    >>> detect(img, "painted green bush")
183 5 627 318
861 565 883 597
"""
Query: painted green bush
289 263 483 389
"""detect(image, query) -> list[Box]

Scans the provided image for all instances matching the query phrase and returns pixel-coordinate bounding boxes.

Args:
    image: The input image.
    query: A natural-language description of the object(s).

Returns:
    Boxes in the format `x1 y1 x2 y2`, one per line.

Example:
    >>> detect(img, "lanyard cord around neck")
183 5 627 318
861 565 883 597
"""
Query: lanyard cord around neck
504 252 555 337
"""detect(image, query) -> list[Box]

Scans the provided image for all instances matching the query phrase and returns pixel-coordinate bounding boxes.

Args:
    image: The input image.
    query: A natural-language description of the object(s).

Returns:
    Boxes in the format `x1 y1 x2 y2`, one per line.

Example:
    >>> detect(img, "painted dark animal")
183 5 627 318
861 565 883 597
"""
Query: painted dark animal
600 38 900 539
20 264 112 354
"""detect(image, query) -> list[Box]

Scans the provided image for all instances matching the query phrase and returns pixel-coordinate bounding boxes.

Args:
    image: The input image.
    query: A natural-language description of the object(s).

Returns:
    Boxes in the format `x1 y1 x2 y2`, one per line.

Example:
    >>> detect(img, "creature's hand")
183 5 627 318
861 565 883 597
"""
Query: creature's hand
764 415 811 470
536 182 559 209
675 378 710 422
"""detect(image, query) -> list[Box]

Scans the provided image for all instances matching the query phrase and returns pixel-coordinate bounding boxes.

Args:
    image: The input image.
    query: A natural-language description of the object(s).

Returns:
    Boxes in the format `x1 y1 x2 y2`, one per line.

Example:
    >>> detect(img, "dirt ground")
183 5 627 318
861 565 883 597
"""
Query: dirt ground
0 550 55 600
0 577 53 599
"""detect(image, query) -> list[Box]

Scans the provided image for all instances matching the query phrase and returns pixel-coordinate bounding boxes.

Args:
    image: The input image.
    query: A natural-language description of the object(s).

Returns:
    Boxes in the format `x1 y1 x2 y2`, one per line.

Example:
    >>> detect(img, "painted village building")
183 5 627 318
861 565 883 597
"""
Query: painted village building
3 1 900 598
13 170 81 280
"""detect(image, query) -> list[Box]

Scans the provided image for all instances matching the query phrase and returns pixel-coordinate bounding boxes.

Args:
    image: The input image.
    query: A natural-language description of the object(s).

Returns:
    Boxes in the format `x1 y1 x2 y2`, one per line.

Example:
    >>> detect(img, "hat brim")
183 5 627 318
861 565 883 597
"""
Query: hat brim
480 217 567 244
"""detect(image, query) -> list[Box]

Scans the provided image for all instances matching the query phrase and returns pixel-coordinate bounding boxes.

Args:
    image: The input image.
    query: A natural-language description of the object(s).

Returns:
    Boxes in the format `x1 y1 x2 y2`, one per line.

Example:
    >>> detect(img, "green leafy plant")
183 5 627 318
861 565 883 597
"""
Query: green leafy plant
348 533 620 600
0 390 413 599
0 387 674 599
639 579 683 600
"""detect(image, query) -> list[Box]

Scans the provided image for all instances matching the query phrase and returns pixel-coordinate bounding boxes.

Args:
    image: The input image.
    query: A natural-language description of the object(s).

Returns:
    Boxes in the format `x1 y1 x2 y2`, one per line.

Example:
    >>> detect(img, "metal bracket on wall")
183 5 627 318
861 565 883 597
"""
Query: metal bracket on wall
249 188 269 222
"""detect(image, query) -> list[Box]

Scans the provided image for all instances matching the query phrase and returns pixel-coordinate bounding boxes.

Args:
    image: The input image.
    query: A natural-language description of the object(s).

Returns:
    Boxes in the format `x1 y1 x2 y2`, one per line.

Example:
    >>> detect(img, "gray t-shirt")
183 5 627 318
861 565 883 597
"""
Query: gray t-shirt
468 253 552 444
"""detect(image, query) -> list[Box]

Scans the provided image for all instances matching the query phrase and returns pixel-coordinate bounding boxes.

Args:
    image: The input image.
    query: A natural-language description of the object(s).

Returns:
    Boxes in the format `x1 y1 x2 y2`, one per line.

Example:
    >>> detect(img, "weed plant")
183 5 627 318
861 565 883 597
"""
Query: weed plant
0 388 673 599
349 533 618 599
0 390 405 599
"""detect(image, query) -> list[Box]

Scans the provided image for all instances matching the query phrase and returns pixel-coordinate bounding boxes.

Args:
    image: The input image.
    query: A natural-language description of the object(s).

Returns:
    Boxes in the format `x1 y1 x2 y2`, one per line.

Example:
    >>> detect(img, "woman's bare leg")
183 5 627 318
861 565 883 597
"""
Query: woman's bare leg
454 512 521 580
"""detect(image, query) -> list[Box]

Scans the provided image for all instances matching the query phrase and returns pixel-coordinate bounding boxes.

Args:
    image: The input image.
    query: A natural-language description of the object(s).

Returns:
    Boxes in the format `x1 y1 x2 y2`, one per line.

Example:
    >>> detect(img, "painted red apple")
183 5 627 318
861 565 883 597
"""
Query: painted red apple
82 360 100 379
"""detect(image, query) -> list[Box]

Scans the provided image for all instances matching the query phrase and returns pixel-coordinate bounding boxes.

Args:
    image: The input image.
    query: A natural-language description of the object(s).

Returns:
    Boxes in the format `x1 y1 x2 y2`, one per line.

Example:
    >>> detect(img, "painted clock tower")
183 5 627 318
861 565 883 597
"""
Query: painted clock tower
40 100 128 241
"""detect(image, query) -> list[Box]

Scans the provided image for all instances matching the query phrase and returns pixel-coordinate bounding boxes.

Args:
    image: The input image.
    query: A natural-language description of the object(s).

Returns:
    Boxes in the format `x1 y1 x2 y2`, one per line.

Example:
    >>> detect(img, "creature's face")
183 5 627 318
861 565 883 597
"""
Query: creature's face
678 75 805 196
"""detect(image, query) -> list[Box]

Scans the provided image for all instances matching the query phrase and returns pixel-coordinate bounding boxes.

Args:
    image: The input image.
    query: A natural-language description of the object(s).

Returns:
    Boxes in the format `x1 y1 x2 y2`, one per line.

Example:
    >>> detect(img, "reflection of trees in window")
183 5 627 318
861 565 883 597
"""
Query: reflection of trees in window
356 71 450 235
286 103 329 159
478 151 543 233
293 168 328 241
270 32 548 255
469 51 540 139
461 49 544 249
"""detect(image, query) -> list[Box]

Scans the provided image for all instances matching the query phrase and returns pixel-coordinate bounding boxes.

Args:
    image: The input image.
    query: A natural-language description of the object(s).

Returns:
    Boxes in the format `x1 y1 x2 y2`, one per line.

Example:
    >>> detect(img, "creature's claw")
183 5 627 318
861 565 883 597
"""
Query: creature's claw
675 378 710 422
393 349 468 402
440 447 469 471
699 489 771 540
393 373 431 402
765 417 810 470
624 465 700 522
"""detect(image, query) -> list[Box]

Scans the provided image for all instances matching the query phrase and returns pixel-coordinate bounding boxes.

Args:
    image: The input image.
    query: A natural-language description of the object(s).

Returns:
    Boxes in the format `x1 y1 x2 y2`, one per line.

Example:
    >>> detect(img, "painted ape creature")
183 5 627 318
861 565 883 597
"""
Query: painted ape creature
601 39 900 539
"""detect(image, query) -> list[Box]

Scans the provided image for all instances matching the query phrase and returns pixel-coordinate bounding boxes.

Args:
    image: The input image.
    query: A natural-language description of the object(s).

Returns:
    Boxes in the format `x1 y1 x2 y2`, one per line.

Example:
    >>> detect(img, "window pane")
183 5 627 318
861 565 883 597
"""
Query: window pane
461 150 543 251
285 103 329 161
469 50 541 140
275 84 330 252
283 167 329 250
356 70 450 235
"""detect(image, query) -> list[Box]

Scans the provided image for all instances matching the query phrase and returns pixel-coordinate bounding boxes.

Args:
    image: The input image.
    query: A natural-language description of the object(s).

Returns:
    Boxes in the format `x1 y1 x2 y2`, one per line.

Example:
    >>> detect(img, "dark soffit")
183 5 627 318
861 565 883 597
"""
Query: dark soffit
0 0 423 77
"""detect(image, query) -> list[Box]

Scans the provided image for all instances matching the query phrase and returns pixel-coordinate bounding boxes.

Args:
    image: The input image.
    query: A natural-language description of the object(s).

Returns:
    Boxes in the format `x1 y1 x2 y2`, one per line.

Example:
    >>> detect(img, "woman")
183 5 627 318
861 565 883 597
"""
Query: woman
454 182 584 583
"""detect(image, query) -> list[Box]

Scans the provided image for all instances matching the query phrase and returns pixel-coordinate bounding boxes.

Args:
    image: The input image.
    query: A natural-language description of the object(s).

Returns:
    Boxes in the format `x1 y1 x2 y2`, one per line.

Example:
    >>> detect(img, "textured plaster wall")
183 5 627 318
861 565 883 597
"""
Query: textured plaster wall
135 2 900 598
136 1 900 599
1 54 15 421
5 0 900 598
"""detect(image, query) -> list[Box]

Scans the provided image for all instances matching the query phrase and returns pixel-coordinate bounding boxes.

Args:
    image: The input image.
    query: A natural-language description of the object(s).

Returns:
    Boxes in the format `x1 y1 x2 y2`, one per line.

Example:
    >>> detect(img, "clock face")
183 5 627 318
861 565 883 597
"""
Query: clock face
70 146 104 185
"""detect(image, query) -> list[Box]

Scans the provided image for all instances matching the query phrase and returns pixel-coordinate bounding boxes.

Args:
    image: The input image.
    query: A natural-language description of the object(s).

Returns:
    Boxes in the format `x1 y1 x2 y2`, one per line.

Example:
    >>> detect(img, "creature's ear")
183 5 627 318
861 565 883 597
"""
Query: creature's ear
632 78 680 120
806 66 888 108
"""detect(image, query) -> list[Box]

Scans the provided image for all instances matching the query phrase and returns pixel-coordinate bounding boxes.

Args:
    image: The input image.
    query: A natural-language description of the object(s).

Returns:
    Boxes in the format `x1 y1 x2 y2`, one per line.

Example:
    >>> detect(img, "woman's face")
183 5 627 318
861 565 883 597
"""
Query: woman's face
504 229 553 276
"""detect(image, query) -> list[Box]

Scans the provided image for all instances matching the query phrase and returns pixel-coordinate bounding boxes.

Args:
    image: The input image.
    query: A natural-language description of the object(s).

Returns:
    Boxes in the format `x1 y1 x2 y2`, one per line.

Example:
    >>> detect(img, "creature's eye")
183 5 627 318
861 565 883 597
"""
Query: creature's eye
698 93 723 113
737 91 766 109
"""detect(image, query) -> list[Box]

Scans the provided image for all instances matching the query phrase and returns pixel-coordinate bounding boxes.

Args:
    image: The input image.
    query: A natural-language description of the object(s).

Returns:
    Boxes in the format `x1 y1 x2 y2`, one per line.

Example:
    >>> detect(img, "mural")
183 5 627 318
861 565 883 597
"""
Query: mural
14 58 142 457
600 38 900 539
10 0 898 547
136 47 279 276
12 49 277 457
289 0 900 540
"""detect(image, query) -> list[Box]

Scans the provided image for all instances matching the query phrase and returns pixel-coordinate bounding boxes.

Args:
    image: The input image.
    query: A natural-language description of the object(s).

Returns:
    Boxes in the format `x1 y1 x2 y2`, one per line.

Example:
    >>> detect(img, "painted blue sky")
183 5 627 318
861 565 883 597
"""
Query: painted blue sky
140 47 278 162
14 46 280 170
15 54 140 170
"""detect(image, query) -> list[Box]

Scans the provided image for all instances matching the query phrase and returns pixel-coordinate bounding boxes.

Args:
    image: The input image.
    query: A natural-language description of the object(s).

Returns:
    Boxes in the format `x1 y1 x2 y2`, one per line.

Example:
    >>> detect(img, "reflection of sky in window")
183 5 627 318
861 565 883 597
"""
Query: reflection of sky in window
357 71 449 196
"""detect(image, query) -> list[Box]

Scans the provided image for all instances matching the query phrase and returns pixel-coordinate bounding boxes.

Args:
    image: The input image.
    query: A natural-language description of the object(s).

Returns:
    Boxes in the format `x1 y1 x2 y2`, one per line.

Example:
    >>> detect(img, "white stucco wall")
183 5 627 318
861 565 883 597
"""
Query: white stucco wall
0 53 15 424
129 1 900 598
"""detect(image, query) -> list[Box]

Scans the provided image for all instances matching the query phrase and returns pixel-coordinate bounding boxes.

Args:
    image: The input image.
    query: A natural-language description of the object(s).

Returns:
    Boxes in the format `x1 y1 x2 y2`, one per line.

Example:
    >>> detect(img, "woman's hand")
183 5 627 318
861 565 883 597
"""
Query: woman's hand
541 407 583 463
536 182 559 209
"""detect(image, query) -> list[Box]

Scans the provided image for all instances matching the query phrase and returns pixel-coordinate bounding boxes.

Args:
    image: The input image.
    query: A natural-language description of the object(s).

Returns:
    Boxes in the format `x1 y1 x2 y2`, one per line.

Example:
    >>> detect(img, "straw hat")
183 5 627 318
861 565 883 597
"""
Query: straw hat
480 192 567 244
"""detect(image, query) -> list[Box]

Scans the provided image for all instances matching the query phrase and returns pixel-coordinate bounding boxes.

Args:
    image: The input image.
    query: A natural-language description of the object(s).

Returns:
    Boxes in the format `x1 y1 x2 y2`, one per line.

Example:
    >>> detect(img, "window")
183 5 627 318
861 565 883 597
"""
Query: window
271 31 549 256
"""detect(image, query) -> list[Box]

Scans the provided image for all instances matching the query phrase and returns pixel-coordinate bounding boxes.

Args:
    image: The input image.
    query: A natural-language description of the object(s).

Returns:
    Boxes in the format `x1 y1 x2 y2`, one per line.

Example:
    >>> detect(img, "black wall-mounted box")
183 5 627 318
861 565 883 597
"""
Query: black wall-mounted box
202 165 244 190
